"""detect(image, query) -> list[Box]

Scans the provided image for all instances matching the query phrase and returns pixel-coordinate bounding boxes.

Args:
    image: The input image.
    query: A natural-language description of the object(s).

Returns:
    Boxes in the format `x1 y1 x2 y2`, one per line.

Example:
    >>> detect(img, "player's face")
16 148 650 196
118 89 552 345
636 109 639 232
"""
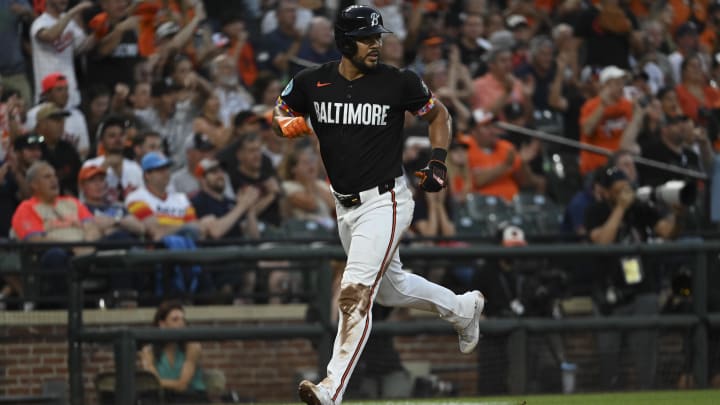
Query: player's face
352 34 383 71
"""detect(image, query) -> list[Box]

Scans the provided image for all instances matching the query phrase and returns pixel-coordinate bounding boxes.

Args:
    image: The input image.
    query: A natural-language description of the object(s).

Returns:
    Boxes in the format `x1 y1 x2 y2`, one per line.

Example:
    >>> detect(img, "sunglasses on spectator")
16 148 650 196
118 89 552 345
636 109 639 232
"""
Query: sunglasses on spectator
26 135 45 145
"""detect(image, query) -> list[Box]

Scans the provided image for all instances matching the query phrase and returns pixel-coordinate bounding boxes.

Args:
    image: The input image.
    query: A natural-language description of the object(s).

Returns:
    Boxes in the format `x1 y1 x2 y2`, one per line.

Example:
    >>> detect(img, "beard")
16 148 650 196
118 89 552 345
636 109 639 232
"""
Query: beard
350 52 379 73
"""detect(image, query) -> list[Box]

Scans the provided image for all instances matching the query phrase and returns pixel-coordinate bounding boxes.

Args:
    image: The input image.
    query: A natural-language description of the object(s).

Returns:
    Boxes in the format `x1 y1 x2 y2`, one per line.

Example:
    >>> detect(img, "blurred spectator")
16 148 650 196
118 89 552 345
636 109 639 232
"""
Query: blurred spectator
11 161 100 302
278 146 334 226
80 84 111 153
86 0 142 91
259 0 305 76
25 72 90 159
472 47 531 119
464 109 543 202
30 0 95 108
636 116 711 187
290 15 341 76
131 130 163 164
260 0 312 36
169 132 232 198
227 133 282 228
446 137 472 203
515 36 554 111
250 72 282 114
669 22 703 85
639 20 674 89
574 0 637 70
218 14 258 88
423 46 473 131
126 152 200 241
455 13 489 78
675 53 720 125
83 115 143 204
35 103 81 196
210 53 254 128
192 157 260 240
379 33 405 68
78 165 145 239
0 0 34 105
578 66 638 175
408 35 447 78
140 300 209 403
585 164 682 390
192 94 232 148
135 80 194 167
0 134 45 237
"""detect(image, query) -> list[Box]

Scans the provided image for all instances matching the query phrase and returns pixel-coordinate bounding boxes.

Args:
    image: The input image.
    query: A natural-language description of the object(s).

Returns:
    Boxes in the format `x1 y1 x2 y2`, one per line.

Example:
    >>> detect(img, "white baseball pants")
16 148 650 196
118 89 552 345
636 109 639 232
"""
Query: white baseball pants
319 175 478 404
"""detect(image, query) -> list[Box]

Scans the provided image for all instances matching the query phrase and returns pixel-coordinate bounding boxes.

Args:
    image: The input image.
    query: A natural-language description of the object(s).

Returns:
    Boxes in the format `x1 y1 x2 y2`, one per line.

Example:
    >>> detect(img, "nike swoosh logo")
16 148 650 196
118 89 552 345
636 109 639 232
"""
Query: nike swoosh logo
316 81 332 87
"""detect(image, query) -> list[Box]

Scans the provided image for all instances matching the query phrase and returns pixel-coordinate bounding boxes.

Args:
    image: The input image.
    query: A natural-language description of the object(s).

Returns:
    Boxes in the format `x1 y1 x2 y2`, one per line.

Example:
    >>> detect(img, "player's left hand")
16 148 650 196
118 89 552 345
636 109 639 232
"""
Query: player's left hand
415 160 447 192
277 116 313 138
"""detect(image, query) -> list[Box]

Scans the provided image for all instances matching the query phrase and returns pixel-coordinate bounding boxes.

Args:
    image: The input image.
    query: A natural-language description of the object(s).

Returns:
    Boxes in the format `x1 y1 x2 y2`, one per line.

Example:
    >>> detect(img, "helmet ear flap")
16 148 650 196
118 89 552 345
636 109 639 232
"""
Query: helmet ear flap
335 29 357 57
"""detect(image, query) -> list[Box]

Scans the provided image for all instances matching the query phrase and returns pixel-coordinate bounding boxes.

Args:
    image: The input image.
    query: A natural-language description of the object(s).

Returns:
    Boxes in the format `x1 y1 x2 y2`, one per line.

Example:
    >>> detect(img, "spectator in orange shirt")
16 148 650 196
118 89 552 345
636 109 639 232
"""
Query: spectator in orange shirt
579 66 638 175
464 109 543 202
675 53 720 125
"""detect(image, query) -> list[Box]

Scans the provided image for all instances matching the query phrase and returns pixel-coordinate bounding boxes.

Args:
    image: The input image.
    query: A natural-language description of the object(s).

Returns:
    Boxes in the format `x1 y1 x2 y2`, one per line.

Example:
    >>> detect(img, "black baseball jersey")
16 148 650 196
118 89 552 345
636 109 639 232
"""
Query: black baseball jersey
277 61 436 194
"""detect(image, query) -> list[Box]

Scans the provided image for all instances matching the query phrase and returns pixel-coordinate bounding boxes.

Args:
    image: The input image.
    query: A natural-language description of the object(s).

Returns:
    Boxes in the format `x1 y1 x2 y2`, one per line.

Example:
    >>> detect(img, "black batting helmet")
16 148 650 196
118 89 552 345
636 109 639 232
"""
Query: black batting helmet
334 5 392 57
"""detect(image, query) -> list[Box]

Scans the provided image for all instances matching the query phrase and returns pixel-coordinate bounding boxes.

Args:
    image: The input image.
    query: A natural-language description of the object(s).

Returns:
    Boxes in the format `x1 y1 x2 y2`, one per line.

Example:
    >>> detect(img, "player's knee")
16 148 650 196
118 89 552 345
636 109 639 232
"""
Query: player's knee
339 283 372 317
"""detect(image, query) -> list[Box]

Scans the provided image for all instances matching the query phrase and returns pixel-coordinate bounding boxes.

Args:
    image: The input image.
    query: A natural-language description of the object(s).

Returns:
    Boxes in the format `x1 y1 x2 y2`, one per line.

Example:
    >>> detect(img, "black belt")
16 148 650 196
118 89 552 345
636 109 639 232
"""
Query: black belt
333 179 395 208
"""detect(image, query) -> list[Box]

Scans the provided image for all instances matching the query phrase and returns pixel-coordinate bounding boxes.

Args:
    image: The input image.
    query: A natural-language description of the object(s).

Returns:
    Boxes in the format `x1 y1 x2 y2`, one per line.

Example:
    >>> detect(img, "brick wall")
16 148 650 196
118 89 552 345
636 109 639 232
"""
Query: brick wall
0 320 688 403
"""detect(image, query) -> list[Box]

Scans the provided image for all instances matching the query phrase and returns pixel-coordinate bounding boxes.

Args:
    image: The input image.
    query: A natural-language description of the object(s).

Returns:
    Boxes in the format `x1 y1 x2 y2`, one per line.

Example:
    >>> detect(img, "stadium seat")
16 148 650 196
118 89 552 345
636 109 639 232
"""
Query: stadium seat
95 370 164 405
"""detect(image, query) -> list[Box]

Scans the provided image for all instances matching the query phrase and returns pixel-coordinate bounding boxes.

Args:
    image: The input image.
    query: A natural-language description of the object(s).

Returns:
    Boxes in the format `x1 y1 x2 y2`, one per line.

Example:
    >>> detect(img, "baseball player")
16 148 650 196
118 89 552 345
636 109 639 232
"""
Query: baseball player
272 5 485 405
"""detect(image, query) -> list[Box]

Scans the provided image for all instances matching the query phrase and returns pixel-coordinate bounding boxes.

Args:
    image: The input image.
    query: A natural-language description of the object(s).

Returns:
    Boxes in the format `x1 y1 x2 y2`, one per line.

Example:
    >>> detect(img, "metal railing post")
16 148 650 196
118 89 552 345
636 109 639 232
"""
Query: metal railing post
507 327 528 394
114 330 137 405
316 259 333 374
692 251 708 388
68 258 84 405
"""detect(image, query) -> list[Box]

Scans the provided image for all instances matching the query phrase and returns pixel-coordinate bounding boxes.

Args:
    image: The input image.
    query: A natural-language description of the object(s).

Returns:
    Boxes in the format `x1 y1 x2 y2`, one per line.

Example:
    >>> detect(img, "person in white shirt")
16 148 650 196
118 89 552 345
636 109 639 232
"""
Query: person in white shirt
126 152 200 241
83 115 143 204
25 72 90 158
30 0 95 108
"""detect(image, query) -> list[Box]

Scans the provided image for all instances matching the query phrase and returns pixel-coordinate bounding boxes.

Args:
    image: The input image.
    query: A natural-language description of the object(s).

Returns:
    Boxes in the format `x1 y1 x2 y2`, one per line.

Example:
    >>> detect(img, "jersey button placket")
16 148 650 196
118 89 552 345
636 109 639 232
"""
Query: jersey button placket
347 84 352 99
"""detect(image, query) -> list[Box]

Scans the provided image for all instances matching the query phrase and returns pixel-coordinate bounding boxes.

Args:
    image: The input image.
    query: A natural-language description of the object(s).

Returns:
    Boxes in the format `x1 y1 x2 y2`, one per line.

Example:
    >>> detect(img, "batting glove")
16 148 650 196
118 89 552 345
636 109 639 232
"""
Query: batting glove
277 116 312 138
415 159 448 192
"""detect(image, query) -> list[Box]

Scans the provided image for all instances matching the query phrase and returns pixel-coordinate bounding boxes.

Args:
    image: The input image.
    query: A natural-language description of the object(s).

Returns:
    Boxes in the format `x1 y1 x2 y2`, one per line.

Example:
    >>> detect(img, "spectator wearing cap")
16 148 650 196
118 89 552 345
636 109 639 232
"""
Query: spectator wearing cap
472 47 531 121
463 109 543 202
0 134 45 237
34 103 82 196
126 152 200 241
455 13 489 78
83 115 143 204
169 133 233 198
290 16 342 76
227 133 283 227
25 73 91 159
11 161 101 303
30 0 95 108
135 80 194 167
0 0 33 106
192 93 233 148
78 165 145 238
578 66 638 175
216 110 273 170
210 54 254 128
506 14 532 50
192 158 260 240
408 35 447 78
573 0 637 70
674 53 720 125
86 0 142 92
669 22 703 85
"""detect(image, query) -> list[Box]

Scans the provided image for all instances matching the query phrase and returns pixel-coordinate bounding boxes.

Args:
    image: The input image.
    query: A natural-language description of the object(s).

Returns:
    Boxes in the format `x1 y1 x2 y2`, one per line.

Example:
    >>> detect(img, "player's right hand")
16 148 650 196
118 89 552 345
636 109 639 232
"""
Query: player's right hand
276 116 312 138
415 160 447 193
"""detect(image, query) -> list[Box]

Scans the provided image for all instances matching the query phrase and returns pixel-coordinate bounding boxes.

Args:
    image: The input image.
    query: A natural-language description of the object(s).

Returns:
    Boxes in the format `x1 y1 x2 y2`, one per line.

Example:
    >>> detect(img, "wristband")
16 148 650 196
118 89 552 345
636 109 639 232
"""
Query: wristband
430 148 448 163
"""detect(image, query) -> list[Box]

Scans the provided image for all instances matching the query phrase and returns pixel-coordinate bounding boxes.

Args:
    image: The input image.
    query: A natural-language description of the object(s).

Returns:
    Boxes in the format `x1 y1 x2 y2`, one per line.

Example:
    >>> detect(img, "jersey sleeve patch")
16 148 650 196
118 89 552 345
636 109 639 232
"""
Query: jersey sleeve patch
414 96 438 117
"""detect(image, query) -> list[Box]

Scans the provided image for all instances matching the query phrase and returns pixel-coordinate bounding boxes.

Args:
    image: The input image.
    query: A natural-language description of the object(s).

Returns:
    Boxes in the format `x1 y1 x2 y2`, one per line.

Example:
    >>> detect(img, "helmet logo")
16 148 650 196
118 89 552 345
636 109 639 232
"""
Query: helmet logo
370 13 379 27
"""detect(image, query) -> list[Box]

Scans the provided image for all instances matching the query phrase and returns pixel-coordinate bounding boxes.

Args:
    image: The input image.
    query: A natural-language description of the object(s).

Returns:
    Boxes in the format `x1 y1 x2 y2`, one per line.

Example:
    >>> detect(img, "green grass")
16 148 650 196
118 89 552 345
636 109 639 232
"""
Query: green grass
270 390 720 405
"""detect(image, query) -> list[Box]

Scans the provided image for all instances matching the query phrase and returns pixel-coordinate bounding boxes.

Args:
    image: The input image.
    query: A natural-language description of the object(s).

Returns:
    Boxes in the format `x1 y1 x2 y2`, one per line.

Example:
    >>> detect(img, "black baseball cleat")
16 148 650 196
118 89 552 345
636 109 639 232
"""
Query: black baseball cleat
298 380 333 405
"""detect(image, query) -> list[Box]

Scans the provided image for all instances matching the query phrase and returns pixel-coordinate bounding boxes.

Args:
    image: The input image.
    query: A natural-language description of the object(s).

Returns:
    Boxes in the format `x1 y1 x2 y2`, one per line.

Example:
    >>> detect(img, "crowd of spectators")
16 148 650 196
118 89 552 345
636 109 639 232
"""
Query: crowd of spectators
1 0 719 312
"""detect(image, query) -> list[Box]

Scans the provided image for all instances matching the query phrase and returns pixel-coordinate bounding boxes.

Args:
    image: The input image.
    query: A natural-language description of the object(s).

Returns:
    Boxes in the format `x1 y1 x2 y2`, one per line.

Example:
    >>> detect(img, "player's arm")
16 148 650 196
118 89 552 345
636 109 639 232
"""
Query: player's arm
415 100 451 193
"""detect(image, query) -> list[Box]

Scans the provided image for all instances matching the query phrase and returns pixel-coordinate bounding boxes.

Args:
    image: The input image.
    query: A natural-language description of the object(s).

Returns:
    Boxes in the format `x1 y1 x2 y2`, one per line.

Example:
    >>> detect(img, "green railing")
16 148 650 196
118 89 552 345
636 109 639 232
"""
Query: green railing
65 241 720 405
